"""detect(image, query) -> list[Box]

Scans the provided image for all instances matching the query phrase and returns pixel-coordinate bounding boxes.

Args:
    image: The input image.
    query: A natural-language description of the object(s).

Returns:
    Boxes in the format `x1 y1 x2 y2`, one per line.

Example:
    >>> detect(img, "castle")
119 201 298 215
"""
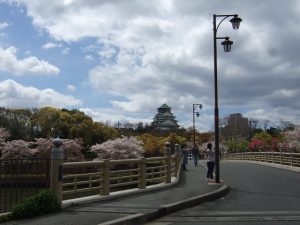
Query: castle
152 103 179 131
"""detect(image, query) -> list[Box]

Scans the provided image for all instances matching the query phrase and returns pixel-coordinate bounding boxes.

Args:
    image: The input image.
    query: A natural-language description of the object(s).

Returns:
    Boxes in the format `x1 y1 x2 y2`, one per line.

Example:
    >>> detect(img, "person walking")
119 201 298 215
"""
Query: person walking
192 145 199 166
181 145 188 171
206 143 215 182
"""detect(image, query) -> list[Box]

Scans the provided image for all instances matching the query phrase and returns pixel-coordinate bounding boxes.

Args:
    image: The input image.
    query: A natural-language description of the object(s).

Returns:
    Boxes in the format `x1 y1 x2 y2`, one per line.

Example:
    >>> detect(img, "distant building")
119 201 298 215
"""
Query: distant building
152 103 180 131
221 113 250 139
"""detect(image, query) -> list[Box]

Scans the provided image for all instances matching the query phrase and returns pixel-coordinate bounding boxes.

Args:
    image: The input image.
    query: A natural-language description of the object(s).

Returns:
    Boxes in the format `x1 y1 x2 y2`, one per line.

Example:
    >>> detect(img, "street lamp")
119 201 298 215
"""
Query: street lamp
193 104 203 147
213 14 242 183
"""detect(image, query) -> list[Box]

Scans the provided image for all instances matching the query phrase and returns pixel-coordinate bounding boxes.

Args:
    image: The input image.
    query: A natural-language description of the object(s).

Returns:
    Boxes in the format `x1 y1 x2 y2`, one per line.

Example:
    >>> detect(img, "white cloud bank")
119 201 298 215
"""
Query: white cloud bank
0 79 82 108
4 0 300 129
0 46 59 75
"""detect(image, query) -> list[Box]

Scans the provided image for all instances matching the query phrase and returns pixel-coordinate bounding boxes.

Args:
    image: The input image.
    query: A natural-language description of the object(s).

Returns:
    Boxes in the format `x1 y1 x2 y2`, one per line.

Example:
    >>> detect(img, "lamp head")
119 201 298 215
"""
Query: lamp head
221 37 233 52
230 14 242 30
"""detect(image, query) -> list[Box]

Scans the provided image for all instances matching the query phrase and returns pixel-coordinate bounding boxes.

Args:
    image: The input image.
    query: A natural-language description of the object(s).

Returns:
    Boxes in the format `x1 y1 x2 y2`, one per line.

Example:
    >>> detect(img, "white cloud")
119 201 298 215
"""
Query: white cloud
80 107 151 124
62 47 70 55
0 21 10 37
67 84 76 92
84 54 94 61
0 79 82 108
0 46 59 75
0 21 9 30
42 42 61 49
244 107 298 127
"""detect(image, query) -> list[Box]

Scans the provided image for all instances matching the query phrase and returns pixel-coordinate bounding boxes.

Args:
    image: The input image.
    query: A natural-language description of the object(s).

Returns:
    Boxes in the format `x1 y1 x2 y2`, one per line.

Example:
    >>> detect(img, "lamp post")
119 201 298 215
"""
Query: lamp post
193 104 203 147
213 14 242 183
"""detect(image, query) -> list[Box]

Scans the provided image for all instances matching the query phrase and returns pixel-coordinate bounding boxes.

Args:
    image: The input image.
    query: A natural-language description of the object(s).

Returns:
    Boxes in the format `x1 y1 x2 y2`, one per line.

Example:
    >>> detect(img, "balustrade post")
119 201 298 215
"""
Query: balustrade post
174 144 181 177
280 151 283 165
164 142 172 156
165 156 171 183
50 138 64 204
101 159 110 196
265 152 267 162
290 152 294 167
138 157 146 189
164 142 172 183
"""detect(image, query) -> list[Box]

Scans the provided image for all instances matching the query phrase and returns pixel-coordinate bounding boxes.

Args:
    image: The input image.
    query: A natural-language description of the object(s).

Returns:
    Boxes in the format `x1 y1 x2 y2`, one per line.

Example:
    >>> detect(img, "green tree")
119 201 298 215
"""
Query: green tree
138 133 162 157
0 108 33 140
30 107 60 137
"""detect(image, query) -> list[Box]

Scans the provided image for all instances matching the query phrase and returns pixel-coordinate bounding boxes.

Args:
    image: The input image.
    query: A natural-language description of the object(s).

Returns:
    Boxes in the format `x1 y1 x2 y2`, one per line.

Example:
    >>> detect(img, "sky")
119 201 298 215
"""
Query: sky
0 0 300 132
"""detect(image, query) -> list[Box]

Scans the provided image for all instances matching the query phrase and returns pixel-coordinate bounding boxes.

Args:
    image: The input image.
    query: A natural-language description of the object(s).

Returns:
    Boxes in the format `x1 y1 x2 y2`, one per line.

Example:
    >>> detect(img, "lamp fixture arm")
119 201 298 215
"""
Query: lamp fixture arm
214 14 237 34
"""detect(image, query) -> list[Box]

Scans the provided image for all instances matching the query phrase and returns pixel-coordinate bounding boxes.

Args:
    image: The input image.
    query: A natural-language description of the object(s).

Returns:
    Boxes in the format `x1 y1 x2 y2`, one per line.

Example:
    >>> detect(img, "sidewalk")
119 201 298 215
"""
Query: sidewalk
2 160 229 225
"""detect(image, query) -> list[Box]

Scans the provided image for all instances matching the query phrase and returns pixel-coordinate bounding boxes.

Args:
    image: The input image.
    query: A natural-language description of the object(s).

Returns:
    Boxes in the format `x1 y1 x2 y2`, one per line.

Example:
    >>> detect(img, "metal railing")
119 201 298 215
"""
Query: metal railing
0 158 50 213
224 152 300 167
62 155 180 200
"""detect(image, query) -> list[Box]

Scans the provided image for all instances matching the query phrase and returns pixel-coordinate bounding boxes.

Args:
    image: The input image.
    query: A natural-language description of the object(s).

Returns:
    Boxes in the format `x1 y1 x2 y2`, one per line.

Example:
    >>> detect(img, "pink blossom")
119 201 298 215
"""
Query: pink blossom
62 138 85 162
271 137 279 151
1 137 85 162
248 138 264 151
282 126 300 152
0 128 10 142
1 140 34 159
90 136 145 160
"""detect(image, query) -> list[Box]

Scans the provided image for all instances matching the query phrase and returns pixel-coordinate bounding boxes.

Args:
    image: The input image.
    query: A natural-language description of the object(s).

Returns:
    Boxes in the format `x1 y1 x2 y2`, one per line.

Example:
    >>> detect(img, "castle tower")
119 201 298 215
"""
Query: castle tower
152 103 179 131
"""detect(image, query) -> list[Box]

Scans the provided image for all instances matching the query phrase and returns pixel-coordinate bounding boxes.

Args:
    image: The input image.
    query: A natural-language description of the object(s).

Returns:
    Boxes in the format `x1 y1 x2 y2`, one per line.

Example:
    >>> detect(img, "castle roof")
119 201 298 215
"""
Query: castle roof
159 103 171 109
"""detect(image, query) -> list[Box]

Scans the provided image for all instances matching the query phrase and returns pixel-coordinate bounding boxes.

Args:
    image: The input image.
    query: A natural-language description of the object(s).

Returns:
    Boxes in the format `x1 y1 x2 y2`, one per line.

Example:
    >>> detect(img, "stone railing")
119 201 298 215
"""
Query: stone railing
224 152 300 168
50 140 182 204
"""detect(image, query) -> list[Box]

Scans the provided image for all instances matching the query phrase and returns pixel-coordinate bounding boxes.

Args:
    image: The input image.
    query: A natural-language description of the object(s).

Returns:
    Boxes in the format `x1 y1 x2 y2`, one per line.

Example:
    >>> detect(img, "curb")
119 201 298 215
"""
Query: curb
227 160 300 173
99 183 230 225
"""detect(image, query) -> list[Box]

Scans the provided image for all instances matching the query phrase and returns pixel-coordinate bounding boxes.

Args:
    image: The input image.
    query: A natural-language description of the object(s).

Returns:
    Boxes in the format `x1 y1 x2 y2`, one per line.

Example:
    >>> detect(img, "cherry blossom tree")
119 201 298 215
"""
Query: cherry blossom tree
62 138 85 162
282 126 300 152
1 136 85 161
271 137 279 151
31 138 53 158
283 126 300 142
0 128 11 158
90 136 145 160
248 138 264 151
1 140 35 159
0 128 10 142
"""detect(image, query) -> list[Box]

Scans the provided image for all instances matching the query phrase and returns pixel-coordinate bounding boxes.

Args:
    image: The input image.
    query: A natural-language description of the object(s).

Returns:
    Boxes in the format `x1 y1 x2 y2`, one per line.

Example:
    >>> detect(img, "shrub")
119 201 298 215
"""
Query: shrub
11 190 61 219
0 213 12 223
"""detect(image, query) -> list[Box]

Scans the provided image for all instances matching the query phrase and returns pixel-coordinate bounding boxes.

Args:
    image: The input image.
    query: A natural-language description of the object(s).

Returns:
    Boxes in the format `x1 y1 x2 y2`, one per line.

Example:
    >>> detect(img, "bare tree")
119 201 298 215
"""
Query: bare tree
249 119 259 130
262 120 270 131
278 120 295 131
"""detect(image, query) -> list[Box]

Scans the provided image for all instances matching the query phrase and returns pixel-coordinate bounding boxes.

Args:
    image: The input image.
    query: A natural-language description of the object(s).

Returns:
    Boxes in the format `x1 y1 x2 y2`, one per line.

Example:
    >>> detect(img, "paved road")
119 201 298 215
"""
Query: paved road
148 161 300 225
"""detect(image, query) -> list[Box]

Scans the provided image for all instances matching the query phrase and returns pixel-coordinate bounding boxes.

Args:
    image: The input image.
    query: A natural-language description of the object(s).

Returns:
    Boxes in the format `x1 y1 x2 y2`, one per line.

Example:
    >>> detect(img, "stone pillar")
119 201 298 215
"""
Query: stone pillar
164 142 172 183
174 144 181 177
164 142 172 156
50 138 64 204
101 159 110 196
138 157 146 189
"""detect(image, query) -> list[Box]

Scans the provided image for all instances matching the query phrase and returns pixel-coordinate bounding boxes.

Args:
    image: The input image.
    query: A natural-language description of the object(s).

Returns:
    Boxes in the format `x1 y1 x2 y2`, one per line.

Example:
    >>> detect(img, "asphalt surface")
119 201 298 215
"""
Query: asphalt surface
1 160 228 225
149 160 300 225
